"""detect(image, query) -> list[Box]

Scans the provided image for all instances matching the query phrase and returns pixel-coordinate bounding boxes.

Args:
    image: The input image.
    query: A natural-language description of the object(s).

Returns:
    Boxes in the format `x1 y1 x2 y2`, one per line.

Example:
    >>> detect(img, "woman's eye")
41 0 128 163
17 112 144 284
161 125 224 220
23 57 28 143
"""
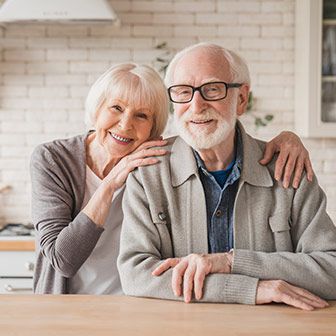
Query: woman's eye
137 113 148 120
110 105 123 112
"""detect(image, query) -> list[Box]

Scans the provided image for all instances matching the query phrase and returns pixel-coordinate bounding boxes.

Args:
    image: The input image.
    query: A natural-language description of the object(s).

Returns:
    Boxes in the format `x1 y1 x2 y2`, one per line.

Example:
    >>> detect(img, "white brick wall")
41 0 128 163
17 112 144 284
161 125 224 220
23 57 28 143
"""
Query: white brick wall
0 0 335 224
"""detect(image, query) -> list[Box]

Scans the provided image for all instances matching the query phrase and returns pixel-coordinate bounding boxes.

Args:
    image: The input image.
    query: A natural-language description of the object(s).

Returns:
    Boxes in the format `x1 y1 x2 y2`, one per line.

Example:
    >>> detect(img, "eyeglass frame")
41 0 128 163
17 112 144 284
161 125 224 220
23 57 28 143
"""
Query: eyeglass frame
167 81 243 103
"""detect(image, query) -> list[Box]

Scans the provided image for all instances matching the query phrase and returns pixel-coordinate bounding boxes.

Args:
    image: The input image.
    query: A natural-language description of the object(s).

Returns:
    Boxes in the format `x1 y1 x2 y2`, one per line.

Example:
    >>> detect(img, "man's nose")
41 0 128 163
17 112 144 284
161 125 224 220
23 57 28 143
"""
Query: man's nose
190 90 207 112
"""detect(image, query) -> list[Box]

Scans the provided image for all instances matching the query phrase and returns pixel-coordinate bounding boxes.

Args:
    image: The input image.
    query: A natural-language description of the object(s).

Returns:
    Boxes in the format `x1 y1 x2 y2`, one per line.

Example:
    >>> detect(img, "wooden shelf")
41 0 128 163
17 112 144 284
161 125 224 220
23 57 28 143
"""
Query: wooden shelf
322 76 336 82
323 19 336 25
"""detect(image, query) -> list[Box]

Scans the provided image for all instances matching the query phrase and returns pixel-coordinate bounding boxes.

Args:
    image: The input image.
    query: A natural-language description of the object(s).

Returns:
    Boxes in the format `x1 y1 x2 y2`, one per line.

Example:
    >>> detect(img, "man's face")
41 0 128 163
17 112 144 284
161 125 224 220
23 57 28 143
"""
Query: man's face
171 48 240 150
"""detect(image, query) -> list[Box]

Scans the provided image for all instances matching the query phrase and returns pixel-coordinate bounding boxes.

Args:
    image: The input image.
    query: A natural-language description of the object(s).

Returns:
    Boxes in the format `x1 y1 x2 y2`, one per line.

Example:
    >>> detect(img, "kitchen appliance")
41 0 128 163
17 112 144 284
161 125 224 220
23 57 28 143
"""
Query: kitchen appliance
0 0 119 23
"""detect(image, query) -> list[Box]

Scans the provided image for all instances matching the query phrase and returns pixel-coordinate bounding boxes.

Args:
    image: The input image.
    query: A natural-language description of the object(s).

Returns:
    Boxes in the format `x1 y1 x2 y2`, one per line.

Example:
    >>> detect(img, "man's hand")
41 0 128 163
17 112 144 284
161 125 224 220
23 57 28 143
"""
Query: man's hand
259 131 314 189
152 252 233 303
256 280 329 311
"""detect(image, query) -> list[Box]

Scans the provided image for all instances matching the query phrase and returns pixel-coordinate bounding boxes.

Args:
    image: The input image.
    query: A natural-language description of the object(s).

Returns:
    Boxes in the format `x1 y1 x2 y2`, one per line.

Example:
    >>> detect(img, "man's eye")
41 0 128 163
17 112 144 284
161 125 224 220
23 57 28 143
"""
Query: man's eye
206 86 220 92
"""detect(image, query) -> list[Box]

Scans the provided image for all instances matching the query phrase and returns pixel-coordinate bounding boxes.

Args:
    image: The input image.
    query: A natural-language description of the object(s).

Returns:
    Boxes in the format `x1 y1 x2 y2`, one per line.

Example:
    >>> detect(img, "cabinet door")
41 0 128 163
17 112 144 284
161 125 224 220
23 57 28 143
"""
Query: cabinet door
295 0 336 137
0 278 33 294
0 251 35 277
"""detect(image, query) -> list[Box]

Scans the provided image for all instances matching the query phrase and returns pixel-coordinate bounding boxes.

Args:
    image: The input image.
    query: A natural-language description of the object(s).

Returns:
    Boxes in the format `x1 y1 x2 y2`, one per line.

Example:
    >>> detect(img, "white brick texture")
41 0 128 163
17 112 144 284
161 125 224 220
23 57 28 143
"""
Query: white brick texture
0 0 335 225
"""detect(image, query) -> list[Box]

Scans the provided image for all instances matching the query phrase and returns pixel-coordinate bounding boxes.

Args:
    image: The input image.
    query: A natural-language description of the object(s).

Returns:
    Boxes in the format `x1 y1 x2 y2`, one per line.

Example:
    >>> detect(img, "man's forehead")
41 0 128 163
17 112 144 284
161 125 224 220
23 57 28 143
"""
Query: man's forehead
172 49 232 84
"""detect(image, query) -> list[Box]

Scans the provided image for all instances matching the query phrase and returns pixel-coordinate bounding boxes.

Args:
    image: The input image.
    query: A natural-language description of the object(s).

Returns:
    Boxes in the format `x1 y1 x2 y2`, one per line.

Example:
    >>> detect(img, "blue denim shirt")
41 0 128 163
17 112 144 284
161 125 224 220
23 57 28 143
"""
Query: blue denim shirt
193 129 243 253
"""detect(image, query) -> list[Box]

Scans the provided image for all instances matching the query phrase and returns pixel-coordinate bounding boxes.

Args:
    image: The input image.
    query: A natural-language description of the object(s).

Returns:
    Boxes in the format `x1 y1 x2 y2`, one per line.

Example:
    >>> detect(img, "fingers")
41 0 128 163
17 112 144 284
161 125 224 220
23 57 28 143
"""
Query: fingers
292 157 305 189
183 264 196 303
304 154 314 182
281 154 296 189
287 284 329 308
194 266 206 300
130 157 160 170
259 142 276 165
136 139 167 151
274 151 289 183
152 258 180 276
172 261 188 297
258 280 329 311
133 147 168 160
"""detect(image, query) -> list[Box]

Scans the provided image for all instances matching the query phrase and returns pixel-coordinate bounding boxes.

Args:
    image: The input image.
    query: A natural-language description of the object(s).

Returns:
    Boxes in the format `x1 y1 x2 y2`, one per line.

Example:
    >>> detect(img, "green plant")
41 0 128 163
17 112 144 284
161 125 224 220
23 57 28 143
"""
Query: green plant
246 92 274 128
154 43 274 128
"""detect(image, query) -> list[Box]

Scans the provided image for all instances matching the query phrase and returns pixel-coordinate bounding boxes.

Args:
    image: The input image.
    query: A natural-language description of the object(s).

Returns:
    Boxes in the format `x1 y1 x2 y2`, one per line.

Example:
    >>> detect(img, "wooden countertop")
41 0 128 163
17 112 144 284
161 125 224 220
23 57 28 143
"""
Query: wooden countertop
0 295 335 336
0 237 35 251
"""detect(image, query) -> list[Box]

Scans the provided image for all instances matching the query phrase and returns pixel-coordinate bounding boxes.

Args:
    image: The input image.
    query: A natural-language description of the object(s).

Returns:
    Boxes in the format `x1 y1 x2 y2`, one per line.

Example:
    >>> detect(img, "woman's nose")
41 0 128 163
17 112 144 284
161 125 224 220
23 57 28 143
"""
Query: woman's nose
118 115 132 130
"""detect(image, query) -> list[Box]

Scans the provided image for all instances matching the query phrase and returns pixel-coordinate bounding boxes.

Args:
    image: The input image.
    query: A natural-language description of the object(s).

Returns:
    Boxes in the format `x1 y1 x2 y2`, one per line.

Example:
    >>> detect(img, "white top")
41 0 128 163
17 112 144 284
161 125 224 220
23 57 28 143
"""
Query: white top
69 165 124 295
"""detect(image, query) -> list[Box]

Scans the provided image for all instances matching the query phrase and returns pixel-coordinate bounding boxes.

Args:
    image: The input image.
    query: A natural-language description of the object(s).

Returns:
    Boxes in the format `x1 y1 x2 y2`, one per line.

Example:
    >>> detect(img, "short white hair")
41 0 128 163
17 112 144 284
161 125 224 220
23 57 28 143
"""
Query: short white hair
85 63 169 138
165 42 251 87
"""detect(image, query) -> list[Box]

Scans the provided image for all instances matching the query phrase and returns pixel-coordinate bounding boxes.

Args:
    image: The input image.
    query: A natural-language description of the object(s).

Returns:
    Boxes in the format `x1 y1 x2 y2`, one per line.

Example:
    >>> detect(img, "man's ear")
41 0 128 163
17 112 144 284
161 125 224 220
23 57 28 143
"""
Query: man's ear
236 84 250 116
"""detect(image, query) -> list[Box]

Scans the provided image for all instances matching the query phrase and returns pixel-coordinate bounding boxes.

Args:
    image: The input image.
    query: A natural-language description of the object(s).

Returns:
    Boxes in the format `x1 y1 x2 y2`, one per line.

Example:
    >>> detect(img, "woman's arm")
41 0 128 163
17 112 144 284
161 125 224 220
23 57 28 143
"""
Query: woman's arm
30 144 104 278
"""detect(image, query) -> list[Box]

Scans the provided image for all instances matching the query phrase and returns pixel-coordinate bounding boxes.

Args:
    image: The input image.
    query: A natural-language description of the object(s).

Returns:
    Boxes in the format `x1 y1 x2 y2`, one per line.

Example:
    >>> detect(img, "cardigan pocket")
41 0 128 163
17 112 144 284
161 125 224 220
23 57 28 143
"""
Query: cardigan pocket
269 214 293 252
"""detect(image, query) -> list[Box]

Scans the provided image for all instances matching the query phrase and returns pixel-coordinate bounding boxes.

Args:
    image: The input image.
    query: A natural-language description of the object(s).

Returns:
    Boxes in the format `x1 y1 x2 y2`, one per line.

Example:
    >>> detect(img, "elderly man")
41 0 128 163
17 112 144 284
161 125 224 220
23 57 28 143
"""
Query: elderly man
118 43 336 310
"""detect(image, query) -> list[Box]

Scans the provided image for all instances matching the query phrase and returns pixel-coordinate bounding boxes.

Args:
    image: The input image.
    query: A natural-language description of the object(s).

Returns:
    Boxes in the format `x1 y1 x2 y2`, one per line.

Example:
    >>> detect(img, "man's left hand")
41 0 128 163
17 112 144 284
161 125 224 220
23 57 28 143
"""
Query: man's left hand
152 252 233 303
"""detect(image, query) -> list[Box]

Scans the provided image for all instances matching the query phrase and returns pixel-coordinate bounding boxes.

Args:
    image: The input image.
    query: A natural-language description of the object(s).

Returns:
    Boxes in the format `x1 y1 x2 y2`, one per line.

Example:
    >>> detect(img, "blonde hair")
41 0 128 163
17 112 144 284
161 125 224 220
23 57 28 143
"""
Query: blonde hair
165 42 251 87
85 63 169 138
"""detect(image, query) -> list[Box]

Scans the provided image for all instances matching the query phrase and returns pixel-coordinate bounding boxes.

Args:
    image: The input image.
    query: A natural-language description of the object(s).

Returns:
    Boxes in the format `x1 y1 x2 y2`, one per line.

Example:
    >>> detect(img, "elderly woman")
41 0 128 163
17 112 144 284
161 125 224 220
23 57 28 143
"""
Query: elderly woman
30 63 313 294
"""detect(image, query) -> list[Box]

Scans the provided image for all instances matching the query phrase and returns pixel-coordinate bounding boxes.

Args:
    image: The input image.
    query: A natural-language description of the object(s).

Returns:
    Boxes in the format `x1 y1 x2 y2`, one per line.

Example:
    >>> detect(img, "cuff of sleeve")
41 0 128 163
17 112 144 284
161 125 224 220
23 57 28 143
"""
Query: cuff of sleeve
203 273 259 305
231 249 261 277
223 274 259 304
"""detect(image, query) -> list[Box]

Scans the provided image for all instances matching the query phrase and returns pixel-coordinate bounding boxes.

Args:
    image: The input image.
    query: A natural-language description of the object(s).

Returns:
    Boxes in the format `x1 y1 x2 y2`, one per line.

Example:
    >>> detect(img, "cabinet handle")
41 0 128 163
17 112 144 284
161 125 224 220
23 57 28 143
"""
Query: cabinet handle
25 262 35 272
4 284 32 292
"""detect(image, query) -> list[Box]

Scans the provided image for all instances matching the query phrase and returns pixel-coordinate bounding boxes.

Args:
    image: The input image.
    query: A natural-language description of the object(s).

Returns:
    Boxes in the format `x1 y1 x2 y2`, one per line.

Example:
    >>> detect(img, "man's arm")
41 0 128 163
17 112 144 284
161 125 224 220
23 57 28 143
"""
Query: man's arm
232 175 336 300
117 171 258 304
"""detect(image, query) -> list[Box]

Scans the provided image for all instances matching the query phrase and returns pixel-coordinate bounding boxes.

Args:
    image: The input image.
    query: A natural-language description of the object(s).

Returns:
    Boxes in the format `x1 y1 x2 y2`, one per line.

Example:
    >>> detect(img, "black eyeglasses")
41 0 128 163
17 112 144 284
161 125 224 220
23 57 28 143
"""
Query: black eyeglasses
168 81 242 103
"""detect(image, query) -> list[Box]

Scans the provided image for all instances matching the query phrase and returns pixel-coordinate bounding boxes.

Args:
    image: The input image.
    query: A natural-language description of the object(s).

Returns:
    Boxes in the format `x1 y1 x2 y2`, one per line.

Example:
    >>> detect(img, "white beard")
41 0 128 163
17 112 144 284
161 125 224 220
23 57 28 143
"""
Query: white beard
174 106 237 150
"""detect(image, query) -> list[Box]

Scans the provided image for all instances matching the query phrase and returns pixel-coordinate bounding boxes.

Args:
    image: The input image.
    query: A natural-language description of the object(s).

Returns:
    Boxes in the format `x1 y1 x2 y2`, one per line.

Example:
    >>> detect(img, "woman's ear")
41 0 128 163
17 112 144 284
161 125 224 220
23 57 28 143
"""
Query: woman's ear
236 84 250 116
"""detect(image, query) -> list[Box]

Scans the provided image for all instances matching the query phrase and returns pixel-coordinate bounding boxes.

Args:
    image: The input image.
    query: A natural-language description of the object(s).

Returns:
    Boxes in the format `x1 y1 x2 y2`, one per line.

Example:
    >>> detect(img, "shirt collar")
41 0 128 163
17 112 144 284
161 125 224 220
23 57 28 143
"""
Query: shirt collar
192 127 243 174
170 121 273 188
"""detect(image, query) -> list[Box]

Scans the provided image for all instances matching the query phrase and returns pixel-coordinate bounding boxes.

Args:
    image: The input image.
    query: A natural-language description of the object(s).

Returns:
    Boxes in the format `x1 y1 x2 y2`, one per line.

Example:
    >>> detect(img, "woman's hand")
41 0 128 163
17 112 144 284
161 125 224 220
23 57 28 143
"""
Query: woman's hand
104 139 168 191
259 131 314 189
83 139 168 227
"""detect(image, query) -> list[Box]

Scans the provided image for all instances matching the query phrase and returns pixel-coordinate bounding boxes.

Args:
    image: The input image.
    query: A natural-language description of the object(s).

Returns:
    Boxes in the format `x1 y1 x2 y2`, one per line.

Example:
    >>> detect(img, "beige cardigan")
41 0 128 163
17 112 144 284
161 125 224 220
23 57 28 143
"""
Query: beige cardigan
118 122 336 304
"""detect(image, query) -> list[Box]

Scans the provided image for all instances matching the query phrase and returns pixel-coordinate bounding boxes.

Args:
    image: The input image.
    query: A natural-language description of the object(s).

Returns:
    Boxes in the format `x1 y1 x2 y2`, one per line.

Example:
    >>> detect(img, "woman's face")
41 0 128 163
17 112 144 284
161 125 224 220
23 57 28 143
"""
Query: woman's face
95 97 154 159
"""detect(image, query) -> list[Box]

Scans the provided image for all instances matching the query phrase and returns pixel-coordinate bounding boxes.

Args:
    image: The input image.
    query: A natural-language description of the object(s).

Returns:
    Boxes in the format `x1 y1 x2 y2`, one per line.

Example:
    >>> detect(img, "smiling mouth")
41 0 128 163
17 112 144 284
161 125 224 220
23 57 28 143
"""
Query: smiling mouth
190 119 213 124
110 132 133 143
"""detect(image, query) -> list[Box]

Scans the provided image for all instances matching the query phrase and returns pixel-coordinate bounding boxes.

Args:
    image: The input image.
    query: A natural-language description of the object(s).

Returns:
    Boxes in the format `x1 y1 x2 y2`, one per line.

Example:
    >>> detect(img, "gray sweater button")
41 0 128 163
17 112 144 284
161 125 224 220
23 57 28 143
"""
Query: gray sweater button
158 212 166 221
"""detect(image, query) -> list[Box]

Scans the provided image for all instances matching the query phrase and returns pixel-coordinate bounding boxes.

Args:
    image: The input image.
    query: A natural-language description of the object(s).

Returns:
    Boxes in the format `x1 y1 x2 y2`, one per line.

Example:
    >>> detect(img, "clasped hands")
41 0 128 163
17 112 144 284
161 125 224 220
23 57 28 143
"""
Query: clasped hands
152 253 328 311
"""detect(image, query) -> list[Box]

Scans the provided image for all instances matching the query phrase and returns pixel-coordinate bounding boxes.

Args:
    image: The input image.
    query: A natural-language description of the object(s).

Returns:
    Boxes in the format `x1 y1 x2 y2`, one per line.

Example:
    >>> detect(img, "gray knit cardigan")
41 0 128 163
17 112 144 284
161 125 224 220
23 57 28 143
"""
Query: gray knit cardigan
30 133 104 294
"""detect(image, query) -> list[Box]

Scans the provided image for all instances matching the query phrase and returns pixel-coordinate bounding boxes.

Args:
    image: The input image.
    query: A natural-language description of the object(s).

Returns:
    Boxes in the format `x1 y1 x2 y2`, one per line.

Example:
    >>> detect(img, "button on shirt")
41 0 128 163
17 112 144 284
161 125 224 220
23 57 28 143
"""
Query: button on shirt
193 129 243 253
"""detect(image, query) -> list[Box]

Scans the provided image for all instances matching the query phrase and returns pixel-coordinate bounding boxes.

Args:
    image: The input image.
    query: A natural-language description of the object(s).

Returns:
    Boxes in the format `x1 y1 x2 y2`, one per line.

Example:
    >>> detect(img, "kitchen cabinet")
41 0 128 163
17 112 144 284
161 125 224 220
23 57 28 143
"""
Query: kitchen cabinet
0 239 35 294
295 0 336 137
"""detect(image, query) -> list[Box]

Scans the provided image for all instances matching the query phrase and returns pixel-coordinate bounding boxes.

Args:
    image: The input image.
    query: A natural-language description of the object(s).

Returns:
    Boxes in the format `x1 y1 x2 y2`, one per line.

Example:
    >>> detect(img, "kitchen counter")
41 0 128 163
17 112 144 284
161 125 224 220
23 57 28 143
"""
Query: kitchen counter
0 237 35 251
0 295 335 336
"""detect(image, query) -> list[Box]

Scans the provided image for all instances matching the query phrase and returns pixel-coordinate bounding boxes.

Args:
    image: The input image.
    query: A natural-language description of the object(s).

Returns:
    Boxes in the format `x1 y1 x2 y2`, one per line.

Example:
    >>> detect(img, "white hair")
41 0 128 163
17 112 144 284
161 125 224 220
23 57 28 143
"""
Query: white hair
85 63 169 138
165 42 251 87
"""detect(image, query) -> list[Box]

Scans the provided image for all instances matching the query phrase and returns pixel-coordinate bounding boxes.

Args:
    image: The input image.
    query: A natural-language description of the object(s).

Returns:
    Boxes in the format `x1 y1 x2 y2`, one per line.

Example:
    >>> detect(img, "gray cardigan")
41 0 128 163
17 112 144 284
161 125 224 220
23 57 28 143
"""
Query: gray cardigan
30 133 104 294
118 122 336 304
